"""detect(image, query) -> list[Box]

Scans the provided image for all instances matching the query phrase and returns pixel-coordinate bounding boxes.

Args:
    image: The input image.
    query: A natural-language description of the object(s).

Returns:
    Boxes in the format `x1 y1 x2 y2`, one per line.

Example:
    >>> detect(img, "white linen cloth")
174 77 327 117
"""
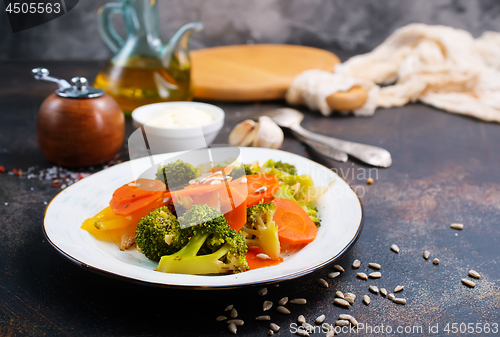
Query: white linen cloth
286 24 500 122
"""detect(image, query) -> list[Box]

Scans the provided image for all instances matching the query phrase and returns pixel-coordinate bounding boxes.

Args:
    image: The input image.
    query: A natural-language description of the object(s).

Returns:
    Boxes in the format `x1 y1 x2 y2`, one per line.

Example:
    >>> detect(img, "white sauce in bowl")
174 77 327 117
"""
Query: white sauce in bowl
147 106 214 128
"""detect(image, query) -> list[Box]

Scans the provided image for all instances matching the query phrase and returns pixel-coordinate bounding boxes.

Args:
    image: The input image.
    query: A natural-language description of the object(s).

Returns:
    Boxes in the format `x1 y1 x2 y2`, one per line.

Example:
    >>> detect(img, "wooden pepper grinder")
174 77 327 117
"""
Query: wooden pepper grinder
33 68 125 167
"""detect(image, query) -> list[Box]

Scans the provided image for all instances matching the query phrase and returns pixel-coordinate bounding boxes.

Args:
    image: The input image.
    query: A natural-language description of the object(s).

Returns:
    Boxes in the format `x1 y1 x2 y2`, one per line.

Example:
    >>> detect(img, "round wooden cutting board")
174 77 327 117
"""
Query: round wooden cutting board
191 44 340 102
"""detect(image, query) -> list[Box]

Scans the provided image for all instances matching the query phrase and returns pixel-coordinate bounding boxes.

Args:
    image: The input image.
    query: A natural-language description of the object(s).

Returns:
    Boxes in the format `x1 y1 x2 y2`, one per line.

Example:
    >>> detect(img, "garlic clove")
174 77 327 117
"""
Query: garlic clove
252 116 284 149
228 119 257 146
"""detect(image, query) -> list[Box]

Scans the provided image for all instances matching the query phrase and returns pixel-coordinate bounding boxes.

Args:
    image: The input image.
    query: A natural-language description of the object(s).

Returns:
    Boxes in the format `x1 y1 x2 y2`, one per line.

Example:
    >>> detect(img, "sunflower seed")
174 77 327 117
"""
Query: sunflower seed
278 297 288 306
423 251 430 260
334 265 345 272
258 287 268 296
164 234 173 244
256 315 271 321
326 327 336 337
344 293 355 304
380 288 388 296
357 272 368 280
268 330 274 336
302 322 314 330
290 298 307 305
227 319 244 326
391 244 400 253
228 323 237 334
254 186 267 193
450 223 464 230
328 272 341 279
257 253 271 260
317 278 329 288
276 306 290 314
230 308 238 318
394 285 404 293
274 283 280 287
315 314 326 324
335 320 350 326
462 279 476 288
216 315 227 321
393 298 407 305
263 301 273 311
270 323 280 332
298 315 306 324
369 286 379 294
468 270 481 279
344 297 355 305
433 258 440 265
388 293 395 301
336 291 344 299
368 263 381 270
296 330 310 337
345 293 356 300
369 272 382 278
323 323 333 331
334 298 351 307
352 259 361 269
363 295 371 305
225 304 233 311
339 314 358 327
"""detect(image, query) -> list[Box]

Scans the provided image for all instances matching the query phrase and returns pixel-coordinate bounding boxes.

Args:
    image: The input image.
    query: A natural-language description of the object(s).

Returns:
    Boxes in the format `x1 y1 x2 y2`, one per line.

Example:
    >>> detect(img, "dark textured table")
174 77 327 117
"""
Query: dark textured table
1 61 499 337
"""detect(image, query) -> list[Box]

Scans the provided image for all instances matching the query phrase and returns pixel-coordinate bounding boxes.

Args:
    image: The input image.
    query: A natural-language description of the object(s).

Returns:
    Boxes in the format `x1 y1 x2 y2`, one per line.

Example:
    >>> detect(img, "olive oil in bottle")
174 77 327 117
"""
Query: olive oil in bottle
94 57 193 115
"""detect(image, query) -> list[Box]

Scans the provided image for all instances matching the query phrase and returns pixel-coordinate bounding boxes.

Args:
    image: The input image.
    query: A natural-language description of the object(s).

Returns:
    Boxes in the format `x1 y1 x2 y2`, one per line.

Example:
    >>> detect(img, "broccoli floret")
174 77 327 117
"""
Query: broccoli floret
240 203 280 260
135 206 187 261
274 183 296 200
156 160 199 190
263 159 297 175
244 161 260 175
301 202 321 227
156 205 249 275
228 163 246 179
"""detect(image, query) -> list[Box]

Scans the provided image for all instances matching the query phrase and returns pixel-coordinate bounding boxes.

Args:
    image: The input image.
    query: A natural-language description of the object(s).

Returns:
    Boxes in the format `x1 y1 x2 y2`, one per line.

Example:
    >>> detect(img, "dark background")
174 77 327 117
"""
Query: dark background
1 58 499 337
1 1 500 336
1 0 500 60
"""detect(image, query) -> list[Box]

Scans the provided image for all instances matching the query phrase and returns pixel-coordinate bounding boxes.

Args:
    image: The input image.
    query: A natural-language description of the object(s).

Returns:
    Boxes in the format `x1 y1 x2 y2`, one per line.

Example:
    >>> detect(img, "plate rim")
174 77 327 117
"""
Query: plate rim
43 149 364 290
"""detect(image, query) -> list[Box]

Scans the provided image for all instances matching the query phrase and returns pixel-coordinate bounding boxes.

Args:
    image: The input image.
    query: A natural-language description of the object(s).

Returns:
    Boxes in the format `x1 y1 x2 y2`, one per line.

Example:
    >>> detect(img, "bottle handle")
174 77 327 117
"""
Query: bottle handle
97 1 124 53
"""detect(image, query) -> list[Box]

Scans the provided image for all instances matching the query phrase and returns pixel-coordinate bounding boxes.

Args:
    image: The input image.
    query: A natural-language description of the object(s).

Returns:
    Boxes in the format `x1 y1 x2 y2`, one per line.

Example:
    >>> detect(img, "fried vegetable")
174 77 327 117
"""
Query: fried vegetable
156 160 199 190
135 206 186 261
240 203 280 260
263 159 297 175
271 197 318 246
301 202 321 227
156 205 249 275
244 161 261 175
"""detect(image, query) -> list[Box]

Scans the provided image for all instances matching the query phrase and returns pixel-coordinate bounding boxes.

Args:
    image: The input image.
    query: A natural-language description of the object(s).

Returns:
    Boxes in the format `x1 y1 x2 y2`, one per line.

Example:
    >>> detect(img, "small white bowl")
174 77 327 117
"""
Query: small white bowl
131 102 225 153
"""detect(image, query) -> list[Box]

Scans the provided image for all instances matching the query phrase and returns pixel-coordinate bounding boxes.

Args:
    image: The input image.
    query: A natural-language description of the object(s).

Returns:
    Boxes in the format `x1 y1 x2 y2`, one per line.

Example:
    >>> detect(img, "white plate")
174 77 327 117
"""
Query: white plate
44 148 363 289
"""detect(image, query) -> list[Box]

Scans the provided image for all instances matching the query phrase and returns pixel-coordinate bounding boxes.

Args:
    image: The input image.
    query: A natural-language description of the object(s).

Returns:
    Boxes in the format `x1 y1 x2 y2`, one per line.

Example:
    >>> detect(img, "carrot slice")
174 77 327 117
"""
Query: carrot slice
110 180 165 216
111 179 165 205
246 247 283 270
170 183 222 197
221 187 247 232
230 174 280 207
271 198 318 246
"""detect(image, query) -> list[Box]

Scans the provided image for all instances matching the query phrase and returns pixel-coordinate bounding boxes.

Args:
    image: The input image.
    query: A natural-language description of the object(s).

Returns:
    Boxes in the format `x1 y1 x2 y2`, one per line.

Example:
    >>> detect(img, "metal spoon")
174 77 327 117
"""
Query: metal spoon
259 108 392 167
294 133 348 162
